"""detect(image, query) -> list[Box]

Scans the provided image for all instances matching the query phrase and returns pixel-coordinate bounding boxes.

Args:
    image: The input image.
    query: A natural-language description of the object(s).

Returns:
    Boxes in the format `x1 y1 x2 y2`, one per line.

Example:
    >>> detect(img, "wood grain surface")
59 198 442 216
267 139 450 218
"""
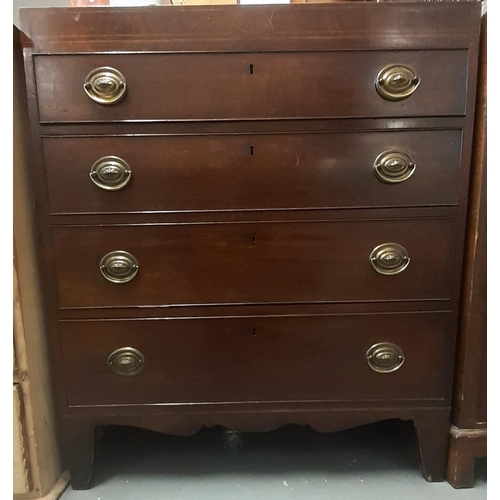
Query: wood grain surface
19 2 482 489
43 130 462 214
34 50 468 123
52 218 456 309
60 312 453 407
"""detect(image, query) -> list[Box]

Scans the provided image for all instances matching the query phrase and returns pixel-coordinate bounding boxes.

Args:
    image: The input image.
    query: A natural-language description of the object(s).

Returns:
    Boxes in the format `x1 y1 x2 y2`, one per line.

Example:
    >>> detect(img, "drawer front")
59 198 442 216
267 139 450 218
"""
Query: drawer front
44 130 461 214
52 218 455 309
35 50 467 123
60 312 453 406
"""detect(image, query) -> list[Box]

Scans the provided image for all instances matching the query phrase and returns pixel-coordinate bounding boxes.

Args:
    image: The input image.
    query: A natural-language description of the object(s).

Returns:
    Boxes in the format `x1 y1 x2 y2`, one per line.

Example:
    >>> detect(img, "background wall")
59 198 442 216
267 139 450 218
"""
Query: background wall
14 1 73 26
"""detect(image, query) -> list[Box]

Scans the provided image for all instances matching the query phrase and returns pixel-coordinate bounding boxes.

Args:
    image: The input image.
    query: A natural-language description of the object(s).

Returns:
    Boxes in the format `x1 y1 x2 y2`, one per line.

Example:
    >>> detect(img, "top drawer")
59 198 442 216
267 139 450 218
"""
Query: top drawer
34 50 468 123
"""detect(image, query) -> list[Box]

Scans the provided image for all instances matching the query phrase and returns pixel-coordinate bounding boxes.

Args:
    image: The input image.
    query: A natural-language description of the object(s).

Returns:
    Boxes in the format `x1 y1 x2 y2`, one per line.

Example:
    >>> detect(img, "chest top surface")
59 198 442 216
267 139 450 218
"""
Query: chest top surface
20 2 481 54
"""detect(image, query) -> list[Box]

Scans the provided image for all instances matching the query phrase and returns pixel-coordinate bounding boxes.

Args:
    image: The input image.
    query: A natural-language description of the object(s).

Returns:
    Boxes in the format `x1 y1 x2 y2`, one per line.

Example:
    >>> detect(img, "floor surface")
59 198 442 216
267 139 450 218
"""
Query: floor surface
61 420 486 499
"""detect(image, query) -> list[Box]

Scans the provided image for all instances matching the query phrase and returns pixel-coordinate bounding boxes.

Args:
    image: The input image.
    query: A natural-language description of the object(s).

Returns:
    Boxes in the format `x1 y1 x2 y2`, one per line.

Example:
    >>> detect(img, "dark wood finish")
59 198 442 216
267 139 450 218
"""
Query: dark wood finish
414 414 451 482
57 300 452 321
43 130 462 214
39 116 467 137
35 50 468 123
451 5 487 435
52 218 456 309
59 420 96 491
448 427 486 488
19 2 482 490
60 407 451 489
447 7 487 489
19 3 481 54
51 206 459 227
60 312 453 406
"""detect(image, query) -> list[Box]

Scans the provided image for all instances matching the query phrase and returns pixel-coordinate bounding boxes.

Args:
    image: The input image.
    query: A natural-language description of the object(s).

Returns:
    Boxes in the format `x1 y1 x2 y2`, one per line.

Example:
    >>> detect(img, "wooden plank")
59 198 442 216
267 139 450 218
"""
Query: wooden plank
451 6 487 431
14 26 63 498
13 385 31 495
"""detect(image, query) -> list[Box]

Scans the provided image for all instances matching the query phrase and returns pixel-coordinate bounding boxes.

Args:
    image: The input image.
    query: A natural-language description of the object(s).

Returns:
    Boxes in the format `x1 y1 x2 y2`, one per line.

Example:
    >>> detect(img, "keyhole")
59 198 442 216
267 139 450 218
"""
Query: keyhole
252 327 257 337
249 145 254 156
249 64 254 75
251 233 257 243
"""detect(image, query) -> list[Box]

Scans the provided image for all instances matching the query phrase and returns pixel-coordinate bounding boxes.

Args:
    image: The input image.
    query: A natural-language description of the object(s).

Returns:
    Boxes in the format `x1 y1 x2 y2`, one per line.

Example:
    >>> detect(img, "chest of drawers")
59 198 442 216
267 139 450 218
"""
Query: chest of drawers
19 1 482 490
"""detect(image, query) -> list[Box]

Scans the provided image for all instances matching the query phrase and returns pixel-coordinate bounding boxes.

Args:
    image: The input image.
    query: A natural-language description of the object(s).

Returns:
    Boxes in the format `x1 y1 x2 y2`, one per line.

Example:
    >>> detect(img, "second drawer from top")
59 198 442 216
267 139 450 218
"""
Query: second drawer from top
44 130 462 214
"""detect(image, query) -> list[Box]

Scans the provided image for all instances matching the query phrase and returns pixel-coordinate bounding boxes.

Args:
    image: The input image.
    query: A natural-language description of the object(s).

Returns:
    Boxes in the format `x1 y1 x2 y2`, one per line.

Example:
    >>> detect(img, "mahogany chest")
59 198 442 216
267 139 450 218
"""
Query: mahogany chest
19 1 482 489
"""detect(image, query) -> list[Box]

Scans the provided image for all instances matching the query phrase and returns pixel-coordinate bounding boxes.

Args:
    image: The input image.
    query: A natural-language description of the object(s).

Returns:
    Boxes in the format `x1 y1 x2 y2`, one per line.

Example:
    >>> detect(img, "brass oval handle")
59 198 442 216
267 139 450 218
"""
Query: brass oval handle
370 243 410 275
89 156 132 191
376 64 420 101
373 151 416 184
100 251 139 284
107 347 145 376
366 343 405 373
84 67 127 105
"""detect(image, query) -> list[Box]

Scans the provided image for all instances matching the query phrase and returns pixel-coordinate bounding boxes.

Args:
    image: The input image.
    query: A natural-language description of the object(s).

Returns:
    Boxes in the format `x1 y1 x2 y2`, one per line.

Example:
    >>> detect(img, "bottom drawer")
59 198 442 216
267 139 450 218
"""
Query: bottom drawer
61 312 453 407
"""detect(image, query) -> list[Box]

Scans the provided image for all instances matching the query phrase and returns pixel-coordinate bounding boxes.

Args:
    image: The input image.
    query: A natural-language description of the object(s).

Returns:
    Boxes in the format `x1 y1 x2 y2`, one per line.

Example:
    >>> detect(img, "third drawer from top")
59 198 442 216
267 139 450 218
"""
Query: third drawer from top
52 218 456 309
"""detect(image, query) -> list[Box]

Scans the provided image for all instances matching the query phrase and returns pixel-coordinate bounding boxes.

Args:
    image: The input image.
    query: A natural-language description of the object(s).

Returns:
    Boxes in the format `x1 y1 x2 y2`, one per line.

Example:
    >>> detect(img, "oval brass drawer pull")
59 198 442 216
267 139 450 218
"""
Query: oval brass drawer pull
370 243 410 275
376 64 420 101
366 343 405 373
373 151 416 184
89 156 131 191
84 67 127 105
107 347 145 376
100 251 139 284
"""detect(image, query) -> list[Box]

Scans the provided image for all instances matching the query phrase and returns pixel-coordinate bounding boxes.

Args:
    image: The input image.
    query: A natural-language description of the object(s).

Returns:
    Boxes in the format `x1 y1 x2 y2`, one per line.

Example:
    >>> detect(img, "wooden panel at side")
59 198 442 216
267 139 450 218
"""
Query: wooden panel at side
13 385 31 495
14 26 62 497
451 8 487 431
